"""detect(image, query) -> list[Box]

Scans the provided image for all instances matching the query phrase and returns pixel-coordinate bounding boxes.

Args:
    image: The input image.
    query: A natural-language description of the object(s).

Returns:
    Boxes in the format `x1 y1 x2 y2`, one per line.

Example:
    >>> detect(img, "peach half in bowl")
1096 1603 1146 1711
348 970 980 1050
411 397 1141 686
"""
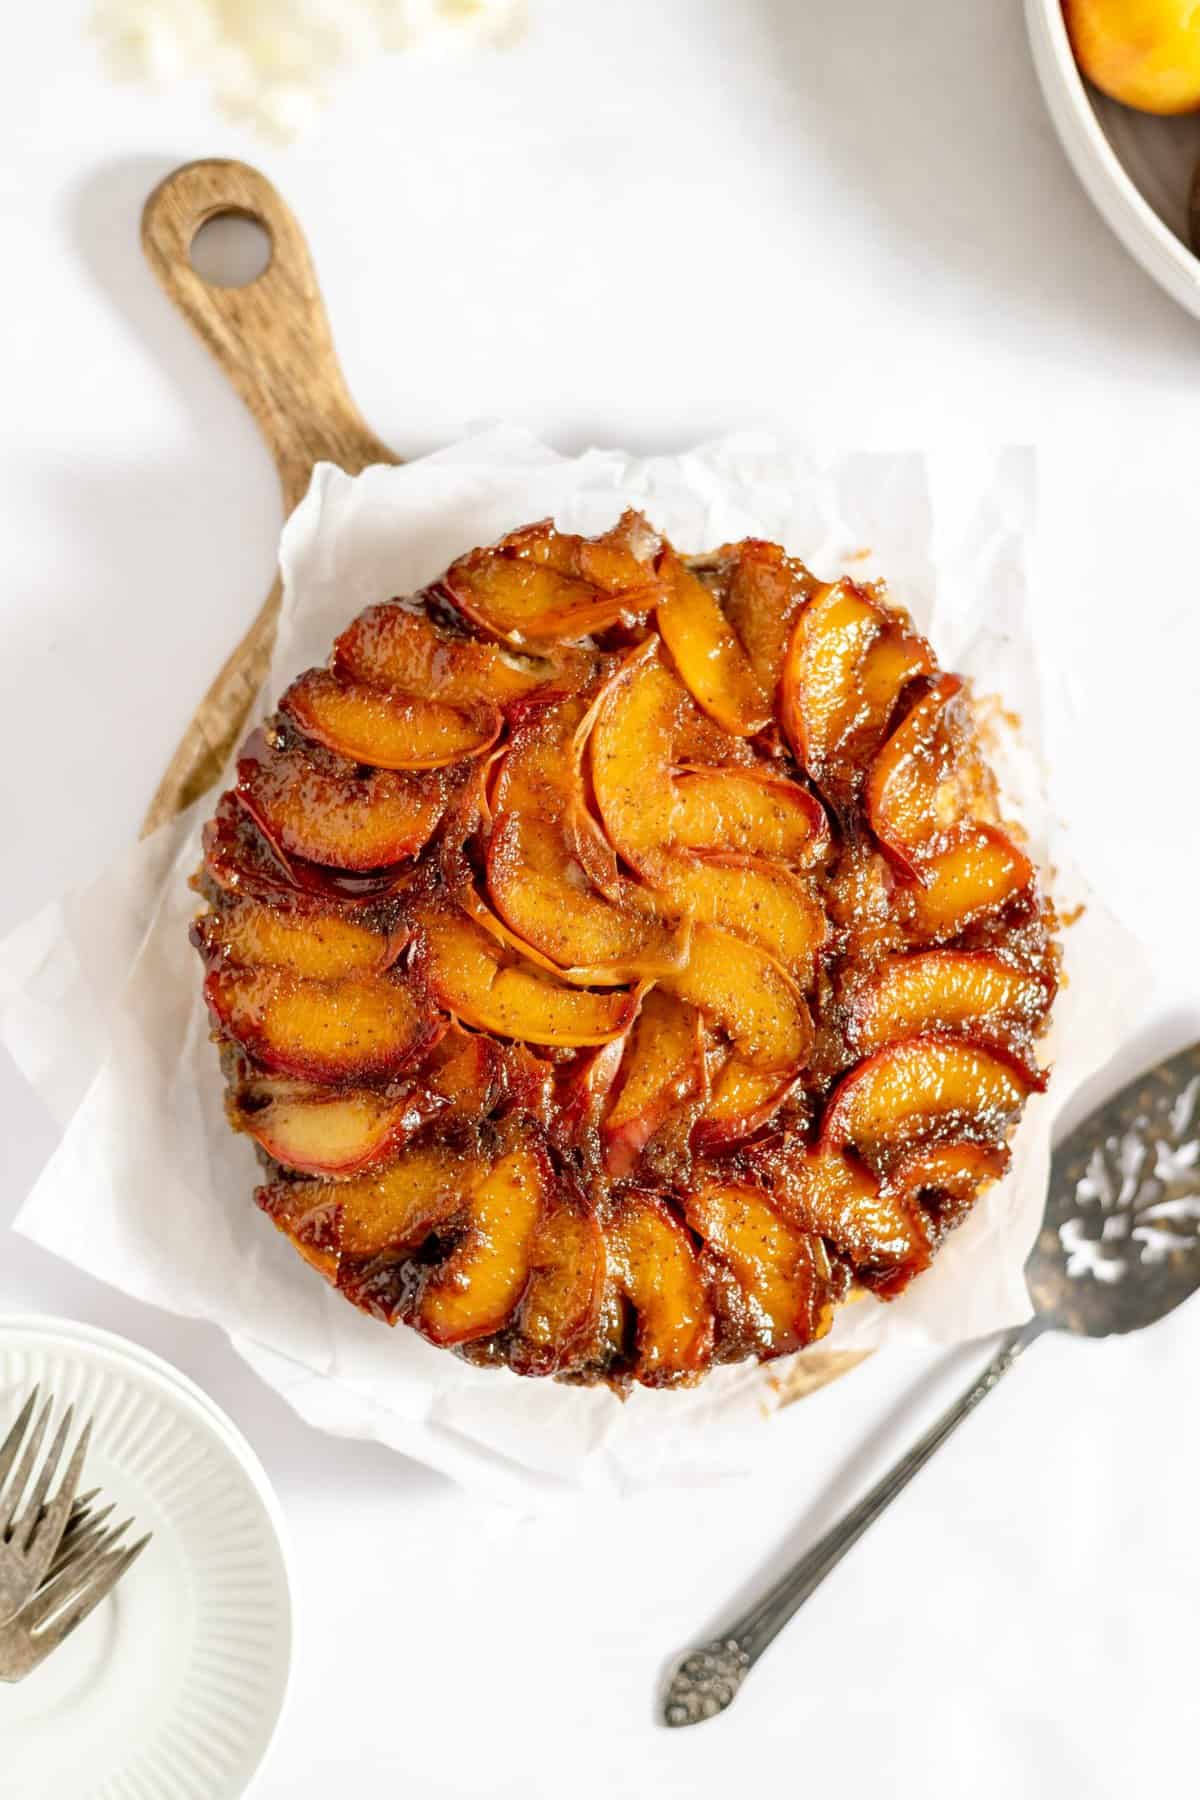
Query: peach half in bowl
1026 0 1200 318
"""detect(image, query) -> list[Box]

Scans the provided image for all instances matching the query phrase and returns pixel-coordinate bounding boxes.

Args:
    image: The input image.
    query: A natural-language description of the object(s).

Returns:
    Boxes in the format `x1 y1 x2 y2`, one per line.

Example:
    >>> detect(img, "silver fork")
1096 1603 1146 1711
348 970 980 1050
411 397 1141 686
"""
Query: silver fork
0 1520 151 1683
0 1389 92 1626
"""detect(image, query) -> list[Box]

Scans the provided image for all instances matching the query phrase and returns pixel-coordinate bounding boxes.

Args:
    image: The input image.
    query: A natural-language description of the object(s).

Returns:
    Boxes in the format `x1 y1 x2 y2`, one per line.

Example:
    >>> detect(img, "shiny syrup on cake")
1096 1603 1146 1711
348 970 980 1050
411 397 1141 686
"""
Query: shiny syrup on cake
192 512 1059 1388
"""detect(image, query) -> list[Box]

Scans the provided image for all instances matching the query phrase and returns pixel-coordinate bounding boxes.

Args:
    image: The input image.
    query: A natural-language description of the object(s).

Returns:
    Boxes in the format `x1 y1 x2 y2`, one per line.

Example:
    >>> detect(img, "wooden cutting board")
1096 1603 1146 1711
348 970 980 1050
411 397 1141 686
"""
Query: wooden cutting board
141 156 869 1407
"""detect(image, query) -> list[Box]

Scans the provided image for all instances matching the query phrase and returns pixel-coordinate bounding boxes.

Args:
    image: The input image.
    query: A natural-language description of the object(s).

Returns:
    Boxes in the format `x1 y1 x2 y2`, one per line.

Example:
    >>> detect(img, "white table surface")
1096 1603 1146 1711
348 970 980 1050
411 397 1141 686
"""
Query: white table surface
3 4 1199 1796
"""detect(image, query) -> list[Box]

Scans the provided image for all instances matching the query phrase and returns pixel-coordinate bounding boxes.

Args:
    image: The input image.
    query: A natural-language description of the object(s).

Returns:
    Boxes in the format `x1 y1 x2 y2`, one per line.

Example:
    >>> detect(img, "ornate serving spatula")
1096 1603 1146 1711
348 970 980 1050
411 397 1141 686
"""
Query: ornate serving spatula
663 1041 1200 1726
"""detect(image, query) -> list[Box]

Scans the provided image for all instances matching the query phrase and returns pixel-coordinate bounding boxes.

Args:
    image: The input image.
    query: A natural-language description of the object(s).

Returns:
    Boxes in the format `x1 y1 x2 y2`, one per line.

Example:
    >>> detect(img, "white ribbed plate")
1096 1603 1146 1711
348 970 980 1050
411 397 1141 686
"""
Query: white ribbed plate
0 1317 292 1800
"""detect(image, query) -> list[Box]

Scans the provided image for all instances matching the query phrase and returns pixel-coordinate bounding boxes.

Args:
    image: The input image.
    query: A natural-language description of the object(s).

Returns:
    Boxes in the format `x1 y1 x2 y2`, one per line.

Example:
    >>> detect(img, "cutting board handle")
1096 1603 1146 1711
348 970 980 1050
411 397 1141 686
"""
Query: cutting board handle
139 158 401 834
141 158 396 513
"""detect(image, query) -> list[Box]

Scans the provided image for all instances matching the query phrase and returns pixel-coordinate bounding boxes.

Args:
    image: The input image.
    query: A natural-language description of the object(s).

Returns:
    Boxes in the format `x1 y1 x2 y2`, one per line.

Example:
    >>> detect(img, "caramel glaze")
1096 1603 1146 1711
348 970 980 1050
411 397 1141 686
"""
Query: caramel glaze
193 513 1059 1390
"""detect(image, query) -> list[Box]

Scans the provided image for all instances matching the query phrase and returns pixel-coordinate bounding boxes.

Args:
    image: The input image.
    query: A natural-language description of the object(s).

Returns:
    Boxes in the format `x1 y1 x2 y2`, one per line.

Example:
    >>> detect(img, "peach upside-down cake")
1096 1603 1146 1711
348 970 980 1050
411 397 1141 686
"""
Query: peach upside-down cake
193 511 1058 1388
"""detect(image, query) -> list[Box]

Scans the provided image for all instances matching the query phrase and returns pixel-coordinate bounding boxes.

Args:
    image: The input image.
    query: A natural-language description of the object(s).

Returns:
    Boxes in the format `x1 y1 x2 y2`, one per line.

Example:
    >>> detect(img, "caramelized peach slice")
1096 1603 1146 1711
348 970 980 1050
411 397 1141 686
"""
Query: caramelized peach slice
719 539 818 691
490 690 585 815
564 803 673 926
203 794 297 899
671 765 830 865
331 1144 467 1260
204 900 397 980
206 966 434 1082
654 853 827 983
489 690 685 973
493 691 630 896
240 1087 440 1176
586 645 684 872
656 549 771 736
296 1144 469 1323
763 1144 931 1297
556 1035 629 1137
892 1142 1008 1229
256 1140 466 1294
568 1285 629 1382
415 904 638 1046
902 825 1034 942
239 746 445 871
282 669 501 771
506 1044 560 1125
662 924 812 1072
607 1192 715 1385
782 580 934 796
866 675 967 876
692 1057 795 1150
255 1181 342 1282
333 602 585 705
441 512 663 643
423 1026 507 1119
459 880 678 992
685 1182 834 1356
509 1200 605 1376
583 645 753 878
603 990 705 1175
415 1136 547 1346
210 794 420 906
488 813 688 981
819 1033 1036 1158
583 661 825 970
516 509 659 586
849 951 1052 1055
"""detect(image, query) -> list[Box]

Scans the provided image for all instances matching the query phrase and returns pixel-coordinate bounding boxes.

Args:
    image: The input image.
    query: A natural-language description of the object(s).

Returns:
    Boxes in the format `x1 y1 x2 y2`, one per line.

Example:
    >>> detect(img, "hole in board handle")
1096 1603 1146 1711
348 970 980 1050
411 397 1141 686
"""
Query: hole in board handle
190 211 273 288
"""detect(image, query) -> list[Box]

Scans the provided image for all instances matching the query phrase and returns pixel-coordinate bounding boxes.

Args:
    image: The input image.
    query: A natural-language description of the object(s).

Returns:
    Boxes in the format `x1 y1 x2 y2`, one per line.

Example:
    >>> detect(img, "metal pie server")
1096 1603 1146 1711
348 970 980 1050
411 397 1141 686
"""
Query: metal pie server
663 1041 1200 1726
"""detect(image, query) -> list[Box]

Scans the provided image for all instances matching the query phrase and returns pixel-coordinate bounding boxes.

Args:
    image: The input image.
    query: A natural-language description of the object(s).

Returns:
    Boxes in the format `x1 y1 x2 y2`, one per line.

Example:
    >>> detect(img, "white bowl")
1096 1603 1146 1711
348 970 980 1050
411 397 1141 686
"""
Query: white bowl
1025 0 1200 318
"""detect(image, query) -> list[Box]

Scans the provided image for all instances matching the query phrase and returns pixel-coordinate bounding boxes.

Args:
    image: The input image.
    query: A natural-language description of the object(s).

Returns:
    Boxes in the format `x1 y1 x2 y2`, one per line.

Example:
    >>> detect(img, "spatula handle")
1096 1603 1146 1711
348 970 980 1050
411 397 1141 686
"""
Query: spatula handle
662 1316 1048 1727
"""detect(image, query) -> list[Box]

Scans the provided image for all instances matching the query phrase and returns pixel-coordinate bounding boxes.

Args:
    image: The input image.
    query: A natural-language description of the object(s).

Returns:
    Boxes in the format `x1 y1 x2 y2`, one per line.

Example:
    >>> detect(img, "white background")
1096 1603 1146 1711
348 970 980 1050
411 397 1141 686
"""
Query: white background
2 3 1199 1796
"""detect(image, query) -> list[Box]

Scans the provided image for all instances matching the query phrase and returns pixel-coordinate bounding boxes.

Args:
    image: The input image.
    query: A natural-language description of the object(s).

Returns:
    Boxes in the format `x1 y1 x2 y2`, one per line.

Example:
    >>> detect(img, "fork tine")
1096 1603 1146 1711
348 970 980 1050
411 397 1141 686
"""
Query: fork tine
0 1397 51 1537
70 1514 129 1568
14 1406 73 1552
48 1505 119 1577
28 1521 134 1627
44 1494 101 1557
20 1416 92 1588
32 1535 150 1651
63 1499 115 1542
0 1390 38 1497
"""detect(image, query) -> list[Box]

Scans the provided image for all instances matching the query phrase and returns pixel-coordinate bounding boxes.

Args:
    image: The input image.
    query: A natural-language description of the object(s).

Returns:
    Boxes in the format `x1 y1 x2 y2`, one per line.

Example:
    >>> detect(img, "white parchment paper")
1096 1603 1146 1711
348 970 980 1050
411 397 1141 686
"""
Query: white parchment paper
0 428 1147 1504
